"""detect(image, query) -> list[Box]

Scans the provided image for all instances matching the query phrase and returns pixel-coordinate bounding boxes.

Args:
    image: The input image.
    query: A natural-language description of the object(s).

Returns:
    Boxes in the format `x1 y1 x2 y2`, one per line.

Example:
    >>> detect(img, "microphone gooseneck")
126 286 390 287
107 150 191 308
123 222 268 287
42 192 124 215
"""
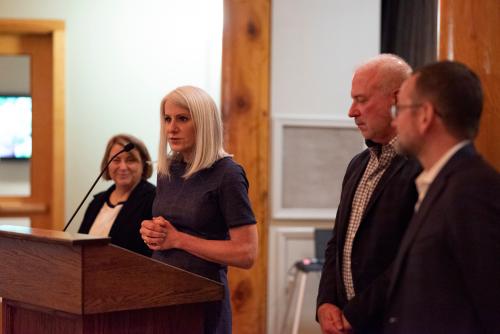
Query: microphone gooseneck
123 142 135 152
63 143 136 232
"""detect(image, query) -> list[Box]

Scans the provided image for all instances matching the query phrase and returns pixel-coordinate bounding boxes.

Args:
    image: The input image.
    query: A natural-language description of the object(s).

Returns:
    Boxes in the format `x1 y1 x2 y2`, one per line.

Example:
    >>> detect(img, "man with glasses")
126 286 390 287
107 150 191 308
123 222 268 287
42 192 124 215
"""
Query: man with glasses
385 60 500 333
316 54 421 334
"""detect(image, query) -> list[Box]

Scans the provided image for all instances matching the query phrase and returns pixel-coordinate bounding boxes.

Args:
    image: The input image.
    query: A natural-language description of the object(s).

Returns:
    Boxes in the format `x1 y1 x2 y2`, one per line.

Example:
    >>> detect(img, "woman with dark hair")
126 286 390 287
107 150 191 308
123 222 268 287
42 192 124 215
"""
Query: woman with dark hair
79 133 155 257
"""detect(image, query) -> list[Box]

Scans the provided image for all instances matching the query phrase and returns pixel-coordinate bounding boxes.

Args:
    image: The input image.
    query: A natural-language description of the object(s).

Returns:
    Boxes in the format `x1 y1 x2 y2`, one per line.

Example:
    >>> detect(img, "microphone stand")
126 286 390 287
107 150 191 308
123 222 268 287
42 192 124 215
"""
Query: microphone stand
63 143 135 232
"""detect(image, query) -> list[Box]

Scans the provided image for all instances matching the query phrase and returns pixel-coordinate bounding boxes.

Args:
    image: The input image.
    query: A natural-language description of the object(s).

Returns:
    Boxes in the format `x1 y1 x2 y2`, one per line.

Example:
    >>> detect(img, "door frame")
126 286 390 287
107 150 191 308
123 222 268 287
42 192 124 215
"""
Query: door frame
0 19 65 229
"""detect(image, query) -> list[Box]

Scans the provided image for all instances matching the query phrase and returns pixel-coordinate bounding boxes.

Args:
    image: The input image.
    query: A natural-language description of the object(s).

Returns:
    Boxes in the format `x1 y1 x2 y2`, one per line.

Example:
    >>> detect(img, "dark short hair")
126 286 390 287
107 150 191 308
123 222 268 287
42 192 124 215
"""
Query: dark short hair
413 61 483 139
100 134 153 180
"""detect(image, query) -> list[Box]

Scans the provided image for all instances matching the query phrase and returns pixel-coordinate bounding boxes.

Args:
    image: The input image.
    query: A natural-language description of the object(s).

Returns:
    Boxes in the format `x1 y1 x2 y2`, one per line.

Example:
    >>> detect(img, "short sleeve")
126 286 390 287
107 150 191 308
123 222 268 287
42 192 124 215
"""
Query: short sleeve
218 162 257 228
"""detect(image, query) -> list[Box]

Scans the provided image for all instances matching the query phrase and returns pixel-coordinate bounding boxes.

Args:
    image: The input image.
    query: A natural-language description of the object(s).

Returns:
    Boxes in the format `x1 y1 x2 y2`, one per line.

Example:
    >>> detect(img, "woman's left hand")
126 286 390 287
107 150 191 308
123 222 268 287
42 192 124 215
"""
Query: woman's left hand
140 216 181 250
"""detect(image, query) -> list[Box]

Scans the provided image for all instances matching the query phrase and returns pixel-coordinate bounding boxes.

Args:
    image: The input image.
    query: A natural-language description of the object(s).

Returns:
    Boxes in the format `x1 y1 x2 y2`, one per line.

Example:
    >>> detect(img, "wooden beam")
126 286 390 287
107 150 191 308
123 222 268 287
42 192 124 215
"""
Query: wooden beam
221 0 270 333
439 0 500 169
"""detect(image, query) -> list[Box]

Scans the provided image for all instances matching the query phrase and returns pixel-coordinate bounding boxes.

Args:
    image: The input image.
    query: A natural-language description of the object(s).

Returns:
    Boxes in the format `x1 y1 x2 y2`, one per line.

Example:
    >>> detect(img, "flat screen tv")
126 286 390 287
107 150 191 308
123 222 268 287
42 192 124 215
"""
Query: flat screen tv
0 95 32 160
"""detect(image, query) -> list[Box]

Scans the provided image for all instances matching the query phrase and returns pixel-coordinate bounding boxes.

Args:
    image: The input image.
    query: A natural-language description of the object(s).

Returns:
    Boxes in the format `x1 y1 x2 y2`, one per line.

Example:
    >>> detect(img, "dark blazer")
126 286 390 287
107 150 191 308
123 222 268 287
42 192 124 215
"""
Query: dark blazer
317 148 421 331
79 179 155 257
382 144 500 334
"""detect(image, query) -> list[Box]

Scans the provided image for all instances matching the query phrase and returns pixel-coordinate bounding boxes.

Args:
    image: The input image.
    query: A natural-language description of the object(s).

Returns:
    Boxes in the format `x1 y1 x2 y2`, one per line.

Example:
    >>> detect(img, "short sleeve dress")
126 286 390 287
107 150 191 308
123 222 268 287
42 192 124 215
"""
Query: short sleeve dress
152 156 256 334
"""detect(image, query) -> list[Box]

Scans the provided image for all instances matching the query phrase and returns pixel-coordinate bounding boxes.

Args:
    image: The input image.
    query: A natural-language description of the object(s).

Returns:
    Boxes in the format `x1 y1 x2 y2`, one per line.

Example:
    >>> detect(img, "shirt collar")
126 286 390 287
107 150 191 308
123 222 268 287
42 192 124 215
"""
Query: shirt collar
367 136 398 160
416 140 469 192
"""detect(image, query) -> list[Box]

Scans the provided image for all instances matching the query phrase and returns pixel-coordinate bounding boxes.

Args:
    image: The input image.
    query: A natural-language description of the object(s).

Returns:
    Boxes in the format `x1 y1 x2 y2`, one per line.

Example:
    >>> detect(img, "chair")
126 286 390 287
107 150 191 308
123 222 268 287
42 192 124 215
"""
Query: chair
280 228 332 334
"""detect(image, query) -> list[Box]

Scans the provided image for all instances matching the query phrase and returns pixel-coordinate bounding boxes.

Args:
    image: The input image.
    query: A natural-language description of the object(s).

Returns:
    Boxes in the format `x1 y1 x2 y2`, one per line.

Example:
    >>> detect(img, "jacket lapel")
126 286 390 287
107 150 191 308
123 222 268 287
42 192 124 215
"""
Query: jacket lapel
386 144 477 300
362 154 407 220
385 174 448 299
109 180 146 235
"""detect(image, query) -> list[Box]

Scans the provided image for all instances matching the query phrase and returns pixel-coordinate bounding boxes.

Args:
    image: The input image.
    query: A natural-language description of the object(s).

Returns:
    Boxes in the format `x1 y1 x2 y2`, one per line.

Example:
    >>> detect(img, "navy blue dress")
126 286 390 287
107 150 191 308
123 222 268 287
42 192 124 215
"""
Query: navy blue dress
152 156 256 334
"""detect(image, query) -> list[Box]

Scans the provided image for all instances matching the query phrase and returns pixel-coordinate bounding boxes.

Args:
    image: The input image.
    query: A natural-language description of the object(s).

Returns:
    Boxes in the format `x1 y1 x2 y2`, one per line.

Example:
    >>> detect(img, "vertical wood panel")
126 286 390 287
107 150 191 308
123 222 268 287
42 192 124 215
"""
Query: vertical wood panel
221 1 270 333
28 34 56 228
439 0 500 169
51 29 66 230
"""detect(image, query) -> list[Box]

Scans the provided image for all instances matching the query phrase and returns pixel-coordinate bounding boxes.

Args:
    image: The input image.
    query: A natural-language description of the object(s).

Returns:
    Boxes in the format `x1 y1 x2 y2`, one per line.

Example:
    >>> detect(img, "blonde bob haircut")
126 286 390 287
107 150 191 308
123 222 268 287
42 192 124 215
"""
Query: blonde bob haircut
157 86 230 178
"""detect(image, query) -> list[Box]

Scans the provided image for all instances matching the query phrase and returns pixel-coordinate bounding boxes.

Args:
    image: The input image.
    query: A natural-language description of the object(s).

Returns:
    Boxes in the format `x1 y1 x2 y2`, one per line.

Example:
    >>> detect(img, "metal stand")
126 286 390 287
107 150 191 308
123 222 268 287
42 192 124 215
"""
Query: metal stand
280 259 323 334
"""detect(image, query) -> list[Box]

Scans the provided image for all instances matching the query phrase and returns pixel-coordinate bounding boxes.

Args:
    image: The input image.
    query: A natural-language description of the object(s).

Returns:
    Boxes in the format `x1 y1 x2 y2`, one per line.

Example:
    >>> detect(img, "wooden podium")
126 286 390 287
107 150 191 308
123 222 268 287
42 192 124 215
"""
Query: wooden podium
0 225 224 334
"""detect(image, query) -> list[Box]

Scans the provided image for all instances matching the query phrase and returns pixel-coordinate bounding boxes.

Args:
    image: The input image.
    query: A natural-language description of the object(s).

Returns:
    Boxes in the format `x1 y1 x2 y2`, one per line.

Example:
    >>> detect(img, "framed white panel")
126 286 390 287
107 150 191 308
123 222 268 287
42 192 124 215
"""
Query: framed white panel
267 226 315 334
272 115 364 219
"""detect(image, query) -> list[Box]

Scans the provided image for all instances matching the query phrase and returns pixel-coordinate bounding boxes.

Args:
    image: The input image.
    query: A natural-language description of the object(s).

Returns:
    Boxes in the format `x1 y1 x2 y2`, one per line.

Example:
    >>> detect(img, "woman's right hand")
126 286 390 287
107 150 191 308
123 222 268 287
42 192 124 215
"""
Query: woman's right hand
140 218 168 248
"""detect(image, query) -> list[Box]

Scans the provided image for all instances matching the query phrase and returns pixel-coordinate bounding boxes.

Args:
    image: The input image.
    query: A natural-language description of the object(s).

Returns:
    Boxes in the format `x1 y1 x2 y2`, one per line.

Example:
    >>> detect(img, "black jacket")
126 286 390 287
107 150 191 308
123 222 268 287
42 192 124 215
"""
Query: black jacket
317 149 421 332
79 179 155 257
383 144 500 334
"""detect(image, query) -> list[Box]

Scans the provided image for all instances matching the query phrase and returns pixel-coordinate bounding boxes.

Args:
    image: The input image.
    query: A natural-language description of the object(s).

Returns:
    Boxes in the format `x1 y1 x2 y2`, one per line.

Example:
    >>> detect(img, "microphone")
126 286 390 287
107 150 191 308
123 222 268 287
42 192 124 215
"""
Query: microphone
63 143 135 232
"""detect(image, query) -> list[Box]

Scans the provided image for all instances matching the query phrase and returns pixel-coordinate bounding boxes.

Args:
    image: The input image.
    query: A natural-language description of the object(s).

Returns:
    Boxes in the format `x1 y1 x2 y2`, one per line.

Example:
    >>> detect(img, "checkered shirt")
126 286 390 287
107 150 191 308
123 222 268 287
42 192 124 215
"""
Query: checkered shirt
342 137 397 300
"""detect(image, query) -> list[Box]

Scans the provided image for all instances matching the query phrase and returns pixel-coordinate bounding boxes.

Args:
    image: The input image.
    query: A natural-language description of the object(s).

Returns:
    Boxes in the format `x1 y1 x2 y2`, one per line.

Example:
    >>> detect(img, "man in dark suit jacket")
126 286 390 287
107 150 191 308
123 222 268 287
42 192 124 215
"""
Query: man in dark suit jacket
316 54 421 334
386 60 500 333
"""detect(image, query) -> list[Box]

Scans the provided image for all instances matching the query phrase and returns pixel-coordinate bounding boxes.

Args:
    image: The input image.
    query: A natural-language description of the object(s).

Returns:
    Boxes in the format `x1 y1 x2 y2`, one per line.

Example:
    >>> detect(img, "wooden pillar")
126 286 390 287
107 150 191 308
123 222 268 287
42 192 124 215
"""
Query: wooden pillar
221 0 270 333
439 0 500 169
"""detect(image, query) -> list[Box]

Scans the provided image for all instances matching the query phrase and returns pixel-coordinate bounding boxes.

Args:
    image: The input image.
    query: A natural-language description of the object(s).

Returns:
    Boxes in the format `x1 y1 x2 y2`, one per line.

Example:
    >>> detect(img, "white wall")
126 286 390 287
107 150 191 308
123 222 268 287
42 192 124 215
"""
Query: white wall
269 1 380 333
272 0 380 119
0 0 222 230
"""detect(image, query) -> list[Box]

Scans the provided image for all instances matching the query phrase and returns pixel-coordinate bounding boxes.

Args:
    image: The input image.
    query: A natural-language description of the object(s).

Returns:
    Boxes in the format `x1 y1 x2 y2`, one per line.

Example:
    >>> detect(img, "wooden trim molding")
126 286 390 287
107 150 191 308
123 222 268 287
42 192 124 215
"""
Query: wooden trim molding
0 202 47 215
0 19 65 229
0 20 65 34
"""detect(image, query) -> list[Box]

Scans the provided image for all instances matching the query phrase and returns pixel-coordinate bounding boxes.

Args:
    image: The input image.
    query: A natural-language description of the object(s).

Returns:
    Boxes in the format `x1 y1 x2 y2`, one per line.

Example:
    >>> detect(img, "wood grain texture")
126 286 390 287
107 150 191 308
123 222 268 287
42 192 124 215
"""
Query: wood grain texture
0 227 223 316
82 303 205 334
439 0 500 170
221 1 270 333
83 245 223 314
0 238 83 314
3 299 204 334
4 300 82 334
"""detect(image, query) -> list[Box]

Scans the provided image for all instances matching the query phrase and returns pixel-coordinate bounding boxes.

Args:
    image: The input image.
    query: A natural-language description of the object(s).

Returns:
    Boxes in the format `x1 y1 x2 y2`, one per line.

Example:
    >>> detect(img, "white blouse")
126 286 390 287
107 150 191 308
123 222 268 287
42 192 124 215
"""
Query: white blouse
88 201 124 237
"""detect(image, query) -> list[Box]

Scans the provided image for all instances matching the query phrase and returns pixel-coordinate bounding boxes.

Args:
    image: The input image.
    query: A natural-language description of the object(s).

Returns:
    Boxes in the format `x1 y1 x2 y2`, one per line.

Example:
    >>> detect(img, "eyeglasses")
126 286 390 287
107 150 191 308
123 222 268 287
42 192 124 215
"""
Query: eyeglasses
390 104 422 119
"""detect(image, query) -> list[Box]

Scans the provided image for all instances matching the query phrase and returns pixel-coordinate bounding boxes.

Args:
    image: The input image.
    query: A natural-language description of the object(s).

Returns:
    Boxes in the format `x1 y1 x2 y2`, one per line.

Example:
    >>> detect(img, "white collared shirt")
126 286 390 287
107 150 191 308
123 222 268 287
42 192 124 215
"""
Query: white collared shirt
414 140 469 211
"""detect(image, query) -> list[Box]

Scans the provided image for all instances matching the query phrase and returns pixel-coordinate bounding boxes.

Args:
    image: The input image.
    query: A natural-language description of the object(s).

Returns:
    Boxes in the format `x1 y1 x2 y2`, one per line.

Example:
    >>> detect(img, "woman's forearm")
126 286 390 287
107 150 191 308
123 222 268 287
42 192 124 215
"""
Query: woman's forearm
176 225 258 269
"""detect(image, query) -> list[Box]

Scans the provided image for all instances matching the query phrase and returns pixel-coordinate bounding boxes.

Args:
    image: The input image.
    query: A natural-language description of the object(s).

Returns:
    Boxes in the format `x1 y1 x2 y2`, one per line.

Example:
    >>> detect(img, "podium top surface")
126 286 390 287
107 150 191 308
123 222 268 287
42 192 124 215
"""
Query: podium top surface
0 225 110 246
